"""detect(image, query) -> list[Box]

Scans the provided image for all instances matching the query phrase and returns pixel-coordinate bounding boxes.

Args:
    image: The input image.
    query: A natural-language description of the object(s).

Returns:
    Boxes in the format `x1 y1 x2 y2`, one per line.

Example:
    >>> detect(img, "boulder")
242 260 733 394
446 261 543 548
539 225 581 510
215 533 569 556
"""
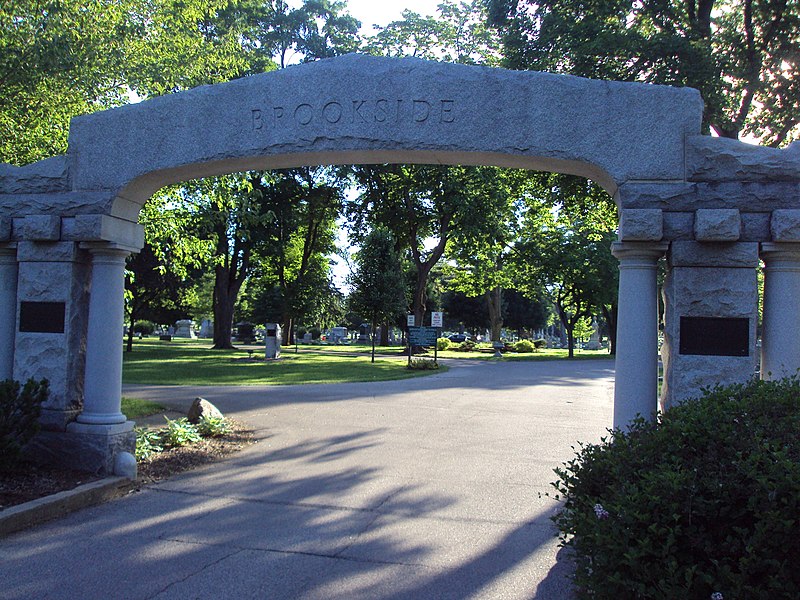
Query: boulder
187 397 224 424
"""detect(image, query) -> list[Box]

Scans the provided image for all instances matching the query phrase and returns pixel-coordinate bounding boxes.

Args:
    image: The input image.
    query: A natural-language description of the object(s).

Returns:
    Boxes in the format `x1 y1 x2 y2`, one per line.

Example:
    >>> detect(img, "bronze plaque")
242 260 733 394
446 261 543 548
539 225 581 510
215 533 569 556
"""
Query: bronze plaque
679 317 749 357
19 302 66 334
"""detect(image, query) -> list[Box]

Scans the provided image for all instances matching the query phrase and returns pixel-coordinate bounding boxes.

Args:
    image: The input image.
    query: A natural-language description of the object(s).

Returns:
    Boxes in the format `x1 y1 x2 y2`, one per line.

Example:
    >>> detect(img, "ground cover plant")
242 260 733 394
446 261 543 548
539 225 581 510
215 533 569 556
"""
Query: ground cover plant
553 378 800 599
122 339 443 386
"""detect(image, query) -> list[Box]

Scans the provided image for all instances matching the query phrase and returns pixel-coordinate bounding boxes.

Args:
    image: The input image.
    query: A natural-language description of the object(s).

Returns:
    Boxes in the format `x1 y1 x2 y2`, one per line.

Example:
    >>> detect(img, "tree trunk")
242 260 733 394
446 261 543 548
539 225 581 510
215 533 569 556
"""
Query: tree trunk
486 286 503 342
371 315 377 363
212 271 238 349
602 303 618 355
380 320 389 346
126 319 135 353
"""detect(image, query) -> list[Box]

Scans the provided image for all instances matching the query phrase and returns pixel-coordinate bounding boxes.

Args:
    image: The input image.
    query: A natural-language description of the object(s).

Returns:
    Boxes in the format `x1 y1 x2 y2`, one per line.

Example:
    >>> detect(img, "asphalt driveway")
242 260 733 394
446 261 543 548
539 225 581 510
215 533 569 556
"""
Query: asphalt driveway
1 358 614 599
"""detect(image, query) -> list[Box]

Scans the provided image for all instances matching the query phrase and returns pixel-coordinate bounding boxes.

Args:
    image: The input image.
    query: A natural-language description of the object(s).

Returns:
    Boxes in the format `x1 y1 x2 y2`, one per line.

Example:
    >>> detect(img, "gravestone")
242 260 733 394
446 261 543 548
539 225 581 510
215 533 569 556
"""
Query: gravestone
174 320 196 339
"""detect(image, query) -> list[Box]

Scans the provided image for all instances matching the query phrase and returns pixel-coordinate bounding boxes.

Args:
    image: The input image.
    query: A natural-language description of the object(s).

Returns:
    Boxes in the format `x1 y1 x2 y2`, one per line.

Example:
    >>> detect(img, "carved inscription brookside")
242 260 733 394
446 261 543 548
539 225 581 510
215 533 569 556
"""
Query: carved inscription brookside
251 99 455 131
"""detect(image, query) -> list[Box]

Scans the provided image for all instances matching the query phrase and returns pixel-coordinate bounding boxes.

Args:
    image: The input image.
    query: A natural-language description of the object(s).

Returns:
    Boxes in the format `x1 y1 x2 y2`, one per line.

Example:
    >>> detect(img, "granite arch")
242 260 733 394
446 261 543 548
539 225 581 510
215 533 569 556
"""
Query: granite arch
2 54 799 474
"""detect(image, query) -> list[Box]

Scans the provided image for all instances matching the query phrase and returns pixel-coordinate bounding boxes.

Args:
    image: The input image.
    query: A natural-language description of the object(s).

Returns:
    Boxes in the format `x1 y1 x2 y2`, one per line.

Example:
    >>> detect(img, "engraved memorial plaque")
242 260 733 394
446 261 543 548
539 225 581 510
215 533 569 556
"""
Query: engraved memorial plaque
679 317 749 357
19 302 66 334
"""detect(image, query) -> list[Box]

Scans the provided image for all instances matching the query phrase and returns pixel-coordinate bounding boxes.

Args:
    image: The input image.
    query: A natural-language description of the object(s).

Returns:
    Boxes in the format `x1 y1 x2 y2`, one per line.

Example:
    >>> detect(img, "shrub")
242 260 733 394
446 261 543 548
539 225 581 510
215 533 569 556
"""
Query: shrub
0 378 48 466
309 326 321 340
513 339 536 353
552 377 800 599
533 338 547 349
407 358 439 370
454 339 476 352
437 337 451 351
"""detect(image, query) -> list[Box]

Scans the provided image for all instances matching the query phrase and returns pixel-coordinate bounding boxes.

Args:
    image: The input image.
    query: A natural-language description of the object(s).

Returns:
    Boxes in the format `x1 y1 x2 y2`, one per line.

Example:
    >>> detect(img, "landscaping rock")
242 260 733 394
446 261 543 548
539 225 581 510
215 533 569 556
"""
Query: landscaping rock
187 398 224 424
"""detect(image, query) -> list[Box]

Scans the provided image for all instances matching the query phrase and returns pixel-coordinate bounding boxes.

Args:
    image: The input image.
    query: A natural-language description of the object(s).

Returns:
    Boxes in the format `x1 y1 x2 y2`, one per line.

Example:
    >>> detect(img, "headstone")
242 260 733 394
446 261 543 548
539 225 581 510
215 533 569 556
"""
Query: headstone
265 323 282 359
329 327 347 344
585 319 602 350
358 323 370 343
199 319 213 338
174 320 196 338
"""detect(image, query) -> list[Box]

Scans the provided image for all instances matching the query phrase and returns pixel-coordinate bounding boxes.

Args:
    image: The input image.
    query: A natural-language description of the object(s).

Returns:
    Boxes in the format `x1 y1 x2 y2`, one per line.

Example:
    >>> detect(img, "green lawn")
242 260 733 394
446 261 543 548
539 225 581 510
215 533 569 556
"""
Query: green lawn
285 342 612 361
121 397 166 418
435 348 613 361
122 339 444 386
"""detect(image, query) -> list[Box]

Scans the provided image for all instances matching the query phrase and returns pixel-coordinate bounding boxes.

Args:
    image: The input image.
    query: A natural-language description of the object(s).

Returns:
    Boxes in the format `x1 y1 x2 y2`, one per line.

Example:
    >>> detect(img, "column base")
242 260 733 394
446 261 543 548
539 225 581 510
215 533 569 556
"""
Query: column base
76 411 127 425
24 421 135 476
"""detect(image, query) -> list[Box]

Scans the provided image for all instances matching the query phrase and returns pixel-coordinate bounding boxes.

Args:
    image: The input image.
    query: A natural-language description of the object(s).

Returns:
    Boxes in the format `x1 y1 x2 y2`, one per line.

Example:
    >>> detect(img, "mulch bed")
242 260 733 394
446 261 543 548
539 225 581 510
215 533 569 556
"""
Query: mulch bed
0 422 255 510
136 423 255 485
0 464 101 510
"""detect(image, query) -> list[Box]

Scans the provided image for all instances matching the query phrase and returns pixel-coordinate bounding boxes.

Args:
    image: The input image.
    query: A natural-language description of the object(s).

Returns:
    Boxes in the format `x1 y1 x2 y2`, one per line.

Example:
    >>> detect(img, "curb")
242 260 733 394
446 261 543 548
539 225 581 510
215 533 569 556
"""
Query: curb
0 476 135 538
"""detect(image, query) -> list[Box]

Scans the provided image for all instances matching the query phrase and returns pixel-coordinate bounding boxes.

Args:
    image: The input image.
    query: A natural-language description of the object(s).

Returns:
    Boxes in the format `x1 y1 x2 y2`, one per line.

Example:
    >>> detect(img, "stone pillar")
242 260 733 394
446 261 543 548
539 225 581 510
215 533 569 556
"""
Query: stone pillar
612 242 668 428
760 243 800 380
77 246 130 424
0 245 18 380
14 240 91 429
661 242 759 409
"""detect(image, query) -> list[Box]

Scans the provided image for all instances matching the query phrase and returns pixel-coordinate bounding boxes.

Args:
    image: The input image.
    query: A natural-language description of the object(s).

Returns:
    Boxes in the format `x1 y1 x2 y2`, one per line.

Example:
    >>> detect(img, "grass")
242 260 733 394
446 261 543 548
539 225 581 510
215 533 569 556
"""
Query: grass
436 348 613 361
122 339 445 386
121 397 166 418
288 342 612 361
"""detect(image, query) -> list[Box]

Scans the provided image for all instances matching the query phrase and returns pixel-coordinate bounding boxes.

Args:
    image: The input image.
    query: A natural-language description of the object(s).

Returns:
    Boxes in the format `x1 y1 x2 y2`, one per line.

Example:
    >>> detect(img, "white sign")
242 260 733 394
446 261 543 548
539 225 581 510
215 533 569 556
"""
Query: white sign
431 311 443 328
407 314 415 326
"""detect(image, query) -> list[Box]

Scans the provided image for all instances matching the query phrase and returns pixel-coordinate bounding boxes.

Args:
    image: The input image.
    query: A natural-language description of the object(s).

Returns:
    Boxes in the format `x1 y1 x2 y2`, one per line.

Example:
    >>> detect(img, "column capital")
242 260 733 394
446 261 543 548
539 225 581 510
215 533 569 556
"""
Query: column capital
81 243 132 265
761 242 800 263
611 241 669 264
80 242 137 258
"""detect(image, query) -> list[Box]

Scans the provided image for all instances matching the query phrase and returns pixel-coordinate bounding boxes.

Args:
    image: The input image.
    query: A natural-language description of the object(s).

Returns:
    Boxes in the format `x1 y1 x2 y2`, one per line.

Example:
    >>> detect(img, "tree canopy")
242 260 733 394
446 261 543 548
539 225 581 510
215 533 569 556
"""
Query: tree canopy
488 0 800 145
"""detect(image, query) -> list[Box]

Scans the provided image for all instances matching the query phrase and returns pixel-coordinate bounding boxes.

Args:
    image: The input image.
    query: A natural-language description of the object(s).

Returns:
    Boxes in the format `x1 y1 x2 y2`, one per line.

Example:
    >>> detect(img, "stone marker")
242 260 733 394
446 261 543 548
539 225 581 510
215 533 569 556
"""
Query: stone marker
187 398 224 424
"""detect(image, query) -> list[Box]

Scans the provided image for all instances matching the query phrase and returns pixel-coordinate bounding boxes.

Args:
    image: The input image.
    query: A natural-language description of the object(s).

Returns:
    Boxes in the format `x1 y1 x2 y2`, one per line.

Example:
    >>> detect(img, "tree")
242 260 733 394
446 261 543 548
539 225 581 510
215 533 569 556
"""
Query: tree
363 0 501 65
124 244 196 352
511 177 618 357
349 164 514 328
348 227 407 362
1 0 138 164
253 167 344 344
503 288 549 338
488 0 800 146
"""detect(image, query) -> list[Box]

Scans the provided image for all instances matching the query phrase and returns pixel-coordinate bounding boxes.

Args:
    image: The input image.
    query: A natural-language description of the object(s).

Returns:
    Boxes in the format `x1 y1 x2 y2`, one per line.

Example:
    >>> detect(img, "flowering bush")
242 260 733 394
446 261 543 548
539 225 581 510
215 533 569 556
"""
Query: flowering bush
552 377 800 599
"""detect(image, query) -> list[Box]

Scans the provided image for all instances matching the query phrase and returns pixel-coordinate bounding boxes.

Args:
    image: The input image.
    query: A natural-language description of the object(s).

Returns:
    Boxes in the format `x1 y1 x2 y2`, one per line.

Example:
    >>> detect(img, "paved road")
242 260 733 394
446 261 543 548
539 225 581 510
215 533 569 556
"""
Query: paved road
1 359 614 599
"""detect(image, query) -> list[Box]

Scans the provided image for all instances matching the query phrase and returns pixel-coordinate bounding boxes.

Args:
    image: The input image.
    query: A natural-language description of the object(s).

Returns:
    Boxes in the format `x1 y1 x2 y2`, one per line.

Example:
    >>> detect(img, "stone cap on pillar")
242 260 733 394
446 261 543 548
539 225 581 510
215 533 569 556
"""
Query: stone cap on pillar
65 215 144 252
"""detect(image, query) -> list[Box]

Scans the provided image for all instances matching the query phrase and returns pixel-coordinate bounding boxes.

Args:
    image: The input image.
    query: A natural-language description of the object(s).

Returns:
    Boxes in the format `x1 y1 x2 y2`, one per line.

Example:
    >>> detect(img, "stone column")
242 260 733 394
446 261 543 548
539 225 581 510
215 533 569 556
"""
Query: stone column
611 242 668 428
0 246 18 380
760 243 800 380
77 246 130 425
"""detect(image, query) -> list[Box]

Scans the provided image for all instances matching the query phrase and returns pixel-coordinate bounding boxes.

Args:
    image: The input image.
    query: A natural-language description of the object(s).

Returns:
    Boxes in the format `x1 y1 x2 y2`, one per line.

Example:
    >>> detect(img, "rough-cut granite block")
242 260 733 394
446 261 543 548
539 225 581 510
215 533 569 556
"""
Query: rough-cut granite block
668 241 759 268
694 209 740 241
618 209 663 241
23 215 61 241
771 209 800 242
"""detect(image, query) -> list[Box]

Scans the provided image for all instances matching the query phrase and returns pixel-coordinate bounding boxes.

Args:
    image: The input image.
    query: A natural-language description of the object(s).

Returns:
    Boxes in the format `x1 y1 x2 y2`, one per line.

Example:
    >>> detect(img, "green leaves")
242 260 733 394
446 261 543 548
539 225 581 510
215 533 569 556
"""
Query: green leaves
489 0 800 145
553 377 800 598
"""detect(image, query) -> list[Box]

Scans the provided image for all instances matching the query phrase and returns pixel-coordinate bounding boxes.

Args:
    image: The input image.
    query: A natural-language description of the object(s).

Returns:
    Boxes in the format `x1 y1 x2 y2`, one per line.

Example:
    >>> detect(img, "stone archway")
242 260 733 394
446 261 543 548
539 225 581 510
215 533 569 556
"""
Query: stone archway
1 54 799 473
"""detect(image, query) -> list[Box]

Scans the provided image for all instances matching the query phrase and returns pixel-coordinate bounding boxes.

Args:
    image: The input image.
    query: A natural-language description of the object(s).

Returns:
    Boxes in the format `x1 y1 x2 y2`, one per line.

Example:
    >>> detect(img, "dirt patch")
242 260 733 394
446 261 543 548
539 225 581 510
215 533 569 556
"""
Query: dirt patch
0 464 102 510
0 421 255 510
